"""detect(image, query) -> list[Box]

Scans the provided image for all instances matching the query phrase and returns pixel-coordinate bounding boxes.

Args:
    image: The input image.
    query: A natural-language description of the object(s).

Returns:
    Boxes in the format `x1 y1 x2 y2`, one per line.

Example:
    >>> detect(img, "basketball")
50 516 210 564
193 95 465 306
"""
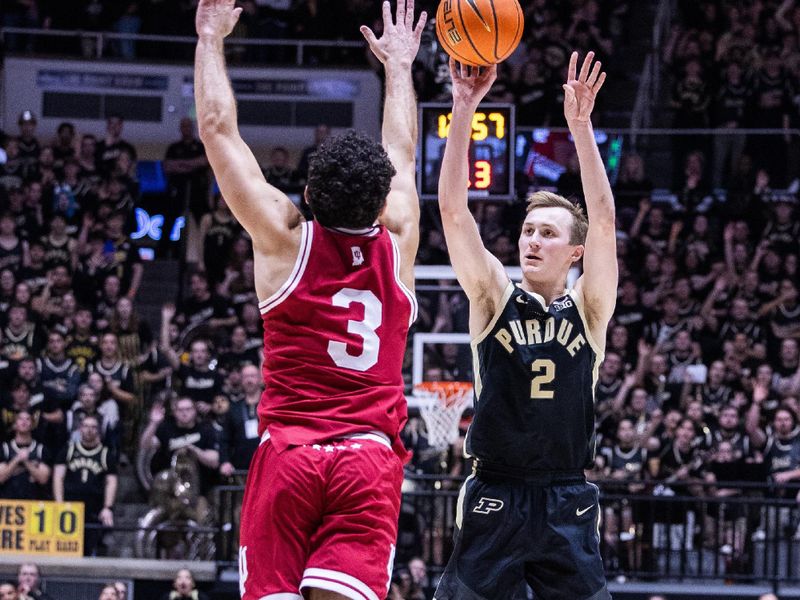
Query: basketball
435 0 524 67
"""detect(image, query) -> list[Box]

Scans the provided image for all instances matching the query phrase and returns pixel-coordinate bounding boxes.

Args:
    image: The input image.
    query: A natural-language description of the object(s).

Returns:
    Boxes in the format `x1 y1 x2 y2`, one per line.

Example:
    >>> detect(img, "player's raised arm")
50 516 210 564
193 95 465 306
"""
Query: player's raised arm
564 51 618 337
438 60 508 328
361 0 427 287
194 0 301 253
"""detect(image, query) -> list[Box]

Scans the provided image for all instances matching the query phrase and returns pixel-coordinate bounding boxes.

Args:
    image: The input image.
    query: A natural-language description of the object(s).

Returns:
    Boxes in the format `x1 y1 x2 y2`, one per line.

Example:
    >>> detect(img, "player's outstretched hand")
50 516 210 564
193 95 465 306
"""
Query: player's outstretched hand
196 0 242 40
361 0 427 67
563 51 606 124
449 59 497 110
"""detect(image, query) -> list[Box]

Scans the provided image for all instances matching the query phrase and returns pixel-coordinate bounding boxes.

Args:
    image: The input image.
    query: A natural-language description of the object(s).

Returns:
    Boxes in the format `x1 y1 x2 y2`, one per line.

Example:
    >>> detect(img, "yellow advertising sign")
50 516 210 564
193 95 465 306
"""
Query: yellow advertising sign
0 501 84 556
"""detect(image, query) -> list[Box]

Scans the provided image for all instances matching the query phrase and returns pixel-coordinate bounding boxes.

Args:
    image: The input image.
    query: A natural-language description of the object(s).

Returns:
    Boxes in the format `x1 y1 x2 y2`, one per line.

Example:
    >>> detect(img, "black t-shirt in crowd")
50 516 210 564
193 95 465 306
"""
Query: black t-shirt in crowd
152 420 219 493
0 439 51 499
177 364 223 406
56 441 117 518
177 294 235 331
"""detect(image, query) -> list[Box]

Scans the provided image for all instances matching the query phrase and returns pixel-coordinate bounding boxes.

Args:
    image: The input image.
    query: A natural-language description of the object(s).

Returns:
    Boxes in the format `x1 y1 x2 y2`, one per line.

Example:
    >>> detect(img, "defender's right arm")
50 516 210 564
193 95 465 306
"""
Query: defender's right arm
194 0 301 254
439 61 508 332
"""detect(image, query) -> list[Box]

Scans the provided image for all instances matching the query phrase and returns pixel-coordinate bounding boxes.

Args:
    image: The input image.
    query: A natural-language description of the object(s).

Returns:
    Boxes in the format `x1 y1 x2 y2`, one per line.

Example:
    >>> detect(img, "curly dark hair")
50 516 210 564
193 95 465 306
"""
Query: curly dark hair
306 130 396 228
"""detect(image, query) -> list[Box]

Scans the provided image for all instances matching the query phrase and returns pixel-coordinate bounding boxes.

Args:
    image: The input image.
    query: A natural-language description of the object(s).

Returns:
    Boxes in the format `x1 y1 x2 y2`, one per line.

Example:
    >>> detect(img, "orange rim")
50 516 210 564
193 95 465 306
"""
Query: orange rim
413 381 473 400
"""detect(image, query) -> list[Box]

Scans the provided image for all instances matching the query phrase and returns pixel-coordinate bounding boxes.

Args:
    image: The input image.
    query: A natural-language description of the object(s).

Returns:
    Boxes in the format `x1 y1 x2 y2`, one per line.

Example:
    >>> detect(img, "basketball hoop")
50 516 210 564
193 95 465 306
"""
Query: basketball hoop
412 382 474 451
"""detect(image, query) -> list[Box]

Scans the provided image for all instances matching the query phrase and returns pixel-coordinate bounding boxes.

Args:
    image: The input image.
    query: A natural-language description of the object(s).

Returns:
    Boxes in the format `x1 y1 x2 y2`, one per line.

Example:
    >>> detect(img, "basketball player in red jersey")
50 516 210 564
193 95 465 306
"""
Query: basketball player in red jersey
195 1 426 599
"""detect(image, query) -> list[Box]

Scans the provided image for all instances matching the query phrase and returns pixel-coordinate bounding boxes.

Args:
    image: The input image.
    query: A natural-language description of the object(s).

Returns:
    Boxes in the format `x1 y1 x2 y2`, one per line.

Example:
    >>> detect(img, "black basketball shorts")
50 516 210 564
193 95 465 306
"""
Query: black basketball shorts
434 475 611 600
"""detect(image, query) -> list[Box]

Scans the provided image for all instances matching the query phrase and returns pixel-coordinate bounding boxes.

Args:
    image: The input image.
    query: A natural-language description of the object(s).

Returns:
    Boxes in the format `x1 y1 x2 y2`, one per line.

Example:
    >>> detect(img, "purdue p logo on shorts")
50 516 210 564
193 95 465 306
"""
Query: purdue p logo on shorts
473 497 505 514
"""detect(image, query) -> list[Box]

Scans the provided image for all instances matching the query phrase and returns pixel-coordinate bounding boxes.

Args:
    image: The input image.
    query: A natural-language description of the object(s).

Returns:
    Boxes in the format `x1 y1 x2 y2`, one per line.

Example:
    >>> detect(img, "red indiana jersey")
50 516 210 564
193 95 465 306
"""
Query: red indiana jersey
258 220 417 460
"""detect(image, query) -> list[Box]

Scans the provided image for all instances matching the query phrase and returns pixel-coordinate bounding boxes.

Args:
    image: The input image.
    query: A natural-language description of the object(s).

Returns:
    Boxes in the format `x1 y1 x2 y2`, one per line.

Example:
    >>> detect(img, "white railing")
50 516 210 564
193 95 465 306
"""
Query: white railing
0 27 366 66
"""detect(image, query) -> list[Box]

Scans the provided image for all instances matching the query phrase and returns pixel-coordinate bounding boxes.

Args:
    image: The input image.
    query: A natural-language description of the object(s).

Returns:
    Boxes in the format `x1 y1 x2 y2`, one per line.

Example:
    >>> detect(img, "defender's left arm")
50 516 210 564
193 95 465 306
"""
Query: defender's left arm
361 0 427 290
565 51 618 339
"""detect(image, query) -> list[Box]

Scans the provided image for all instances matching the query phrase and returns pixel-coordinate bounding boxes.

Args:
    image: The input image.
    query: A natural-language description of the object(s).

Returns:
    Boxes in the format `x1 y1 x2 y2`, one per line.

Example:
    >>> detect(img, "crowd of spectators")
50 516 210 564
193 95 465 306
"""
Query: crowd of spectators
666 0 800 189
1 0 799 591
0 112 269 557
0 562 209 599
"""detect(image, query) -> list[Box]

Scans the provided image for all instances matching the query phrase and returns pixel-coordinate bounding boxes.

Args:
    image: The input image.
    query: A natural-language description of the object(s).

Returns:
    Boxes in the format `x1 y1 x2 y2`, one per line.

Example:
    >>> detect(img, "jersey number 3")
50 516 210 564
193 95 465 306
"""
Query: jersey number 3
327 288 383 372
531 359 556 399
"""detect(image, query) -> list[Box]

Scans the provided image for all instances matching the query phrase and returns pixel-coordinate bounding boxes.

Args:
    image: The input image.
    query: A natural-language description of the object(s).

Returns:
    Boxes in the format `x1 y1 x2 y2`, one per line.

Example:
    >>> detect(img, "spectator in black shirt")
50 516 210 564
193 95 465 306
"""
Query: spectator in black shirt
53 414 117 555
66 306 99 374
218 325 260 376
198 194 241 286
0 411 51 499
263 146 300 193
96 115 137 177
141 397 219 494
164 338 223 417
20 240 50 297
104 211 142 299
89 333 136 411
712 61 750 188
37 330 80 411
52 122 77 171
749 50 791 183
173 273 237 336
162 118 209 257
671 59 711 178
16 111 41 175
77 134 100 184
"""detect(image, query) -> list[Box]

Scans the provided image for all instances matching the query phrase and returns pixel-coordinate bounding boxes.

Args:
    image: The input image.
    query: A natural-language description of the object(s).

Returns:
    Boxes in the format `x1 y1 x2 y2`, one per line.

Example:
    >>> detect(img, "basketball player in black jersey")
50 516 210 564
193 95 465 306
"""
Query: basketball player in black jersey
434 52 616 600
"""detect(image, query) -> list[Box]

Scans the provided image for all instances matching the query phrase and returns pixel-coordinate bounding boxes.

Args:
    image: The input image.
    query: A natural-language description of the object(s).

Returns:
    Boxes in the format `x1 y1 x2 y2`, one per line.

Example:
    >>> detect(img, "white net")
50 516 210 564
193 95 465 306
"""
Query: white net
412 383 474 451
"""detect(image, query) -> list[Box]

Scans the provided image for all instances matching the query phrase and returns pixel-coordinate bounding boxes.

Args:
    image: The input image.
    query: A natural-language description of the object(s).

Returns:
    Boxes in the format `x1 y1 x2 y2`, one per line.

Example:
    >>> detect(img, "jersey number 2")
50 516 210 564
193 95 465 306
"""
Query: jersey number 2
530 359 555 399
327 288 382 372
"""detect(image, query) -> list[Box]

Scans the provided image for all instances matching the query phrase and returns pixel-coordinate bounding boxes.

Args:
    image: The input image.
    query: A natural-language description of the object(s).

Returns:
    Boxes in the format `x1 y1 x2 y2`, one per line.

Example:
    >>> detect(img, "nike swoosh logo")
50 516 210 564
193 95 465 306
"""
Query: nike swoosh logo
515 296 527 304
465 0 492 31
576 505 594 516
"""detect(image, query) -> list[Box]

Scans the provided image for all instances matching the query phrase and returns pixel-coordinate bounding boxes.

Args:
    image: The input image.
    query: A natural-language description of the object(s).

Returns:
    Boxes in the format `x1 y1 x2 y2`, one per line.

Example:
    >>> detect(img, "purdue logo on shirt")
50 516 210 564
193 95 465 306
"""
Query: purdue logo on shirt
473 497 505 514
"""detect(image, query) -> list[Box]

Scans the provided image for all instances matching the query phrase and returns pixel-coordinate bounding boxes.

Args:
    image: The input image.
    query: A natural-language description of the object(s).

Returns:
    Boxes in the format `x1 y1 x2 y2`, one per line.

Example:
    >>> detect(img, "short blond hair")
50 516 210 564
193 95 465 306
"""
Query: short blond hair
525 191 588 245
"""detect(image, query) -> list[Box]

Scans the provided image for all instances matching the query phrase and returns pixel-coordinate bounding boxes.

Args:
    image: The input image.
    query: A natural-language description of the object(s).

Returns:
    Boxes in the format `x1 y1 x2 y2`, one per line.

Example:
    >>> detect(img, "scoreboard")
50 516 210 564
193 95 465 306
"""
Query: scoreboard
418 103 515 201
0 500 84 556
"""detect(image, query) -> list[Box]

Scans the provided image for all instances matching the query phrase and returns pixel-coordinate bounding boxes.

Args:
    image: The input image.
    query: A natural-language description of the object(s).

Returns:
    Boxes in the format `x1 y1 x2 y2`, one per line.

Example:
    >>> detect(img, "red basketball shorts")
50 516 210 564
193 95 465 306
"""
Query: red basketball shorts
238 432 404 600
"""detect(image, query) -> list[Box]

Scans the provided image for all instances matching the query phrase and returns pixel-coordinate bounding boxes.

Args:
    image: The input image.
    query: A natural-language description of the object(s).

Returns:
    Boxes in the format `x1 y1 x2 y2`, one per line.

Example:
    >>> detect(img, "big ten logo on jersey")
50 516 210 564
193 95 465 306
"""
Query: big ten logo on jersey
551 298 574 311
351 246 364 267
473 497 504 514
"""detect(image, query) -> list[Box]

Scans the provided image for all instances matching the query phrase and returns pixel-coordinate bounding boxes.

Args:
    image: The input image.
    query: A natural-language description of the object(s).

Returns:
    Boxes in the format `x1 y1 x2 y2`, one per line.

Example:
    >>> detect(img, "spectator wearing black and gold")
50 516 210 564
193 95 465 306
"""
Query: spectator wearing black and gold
53 414 117 556
172 272 237 336
163 338 223 419
0 411 51 500
0 305 43 365
141 398 219 494
102 211 142 299
37 330 80 411
0 376 61 450
66 305 99 374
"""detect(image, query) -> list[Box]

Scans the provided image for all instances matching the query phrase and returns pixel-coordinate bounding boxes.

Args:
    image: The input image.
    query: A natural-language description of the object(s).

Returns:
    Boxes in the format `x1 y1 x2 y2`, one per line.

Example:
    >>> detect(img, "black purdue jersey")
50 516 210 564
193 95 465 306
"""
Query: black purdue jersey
467 282 602 473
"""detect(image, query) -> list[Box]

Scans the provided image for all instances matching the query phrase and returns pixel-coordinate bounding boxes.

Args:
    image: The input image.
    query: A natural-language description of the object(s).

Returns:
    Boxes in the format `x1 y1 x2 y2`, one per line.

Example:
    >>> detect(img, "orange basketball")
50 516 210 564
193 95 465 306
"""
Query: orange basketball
435 0 524 67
